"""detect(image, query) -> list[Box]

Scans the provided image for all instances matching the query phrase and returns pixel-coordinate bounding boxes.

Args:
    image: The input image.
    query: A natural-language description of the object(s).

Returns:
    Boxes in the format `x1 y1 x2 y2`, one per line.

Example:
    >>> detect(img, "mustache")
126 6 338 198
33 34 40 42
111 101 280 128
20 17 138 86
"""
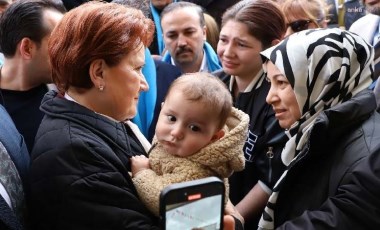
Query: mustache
175 46 192 55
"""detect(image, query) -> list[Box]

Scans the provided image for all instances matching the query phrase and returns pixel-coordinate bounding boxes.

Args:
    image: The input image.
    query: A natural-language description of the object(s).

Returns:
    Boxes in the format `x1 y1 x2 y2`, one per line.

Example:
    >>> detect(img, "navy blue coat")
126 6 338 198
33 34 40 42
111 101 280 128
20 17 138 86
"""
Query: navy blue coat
147 60 182 142
0 105 29 230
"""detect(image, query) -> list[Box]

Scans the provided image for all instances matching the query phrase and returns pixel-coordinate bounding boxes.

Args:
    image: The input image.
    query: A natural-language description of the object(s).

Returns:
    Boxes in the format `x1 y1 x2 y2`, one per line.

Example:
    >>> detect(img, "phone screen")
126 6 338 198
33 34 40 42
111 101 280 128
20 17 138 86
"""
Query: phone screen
165 194 223 230
160 177 224 230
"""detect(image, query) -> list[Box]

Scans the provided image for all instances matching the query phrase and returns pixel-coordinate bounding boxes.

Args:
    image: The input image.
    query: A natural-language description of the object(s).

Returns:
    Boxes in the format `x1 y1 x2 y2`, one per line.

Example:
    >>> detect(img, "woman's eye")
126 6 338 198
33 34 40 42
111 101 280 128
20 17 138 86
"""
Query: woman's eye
189 125 200 132
277 80 289 88
166 34 177 40
219 37 227 43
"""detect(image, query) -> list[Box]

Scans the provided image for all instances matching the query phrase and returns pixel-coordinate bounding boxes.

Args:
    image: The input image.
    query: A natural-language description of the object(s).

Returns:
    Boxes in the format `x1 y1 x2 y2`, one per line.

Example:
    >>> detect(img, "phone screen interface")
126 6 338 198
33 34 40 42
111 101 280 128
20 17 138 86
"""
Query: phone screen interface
165 194 222 230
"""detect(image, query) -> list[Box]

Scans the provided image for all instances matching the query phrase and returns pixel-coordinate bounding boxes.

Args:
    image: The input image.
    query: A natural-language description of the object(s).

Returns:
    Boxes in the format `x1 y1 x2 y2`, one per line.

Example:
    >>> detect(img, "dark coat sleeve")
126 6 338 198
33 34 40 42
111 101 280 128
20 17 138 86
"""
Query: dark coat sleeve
277 148 380 230
30 121 159 230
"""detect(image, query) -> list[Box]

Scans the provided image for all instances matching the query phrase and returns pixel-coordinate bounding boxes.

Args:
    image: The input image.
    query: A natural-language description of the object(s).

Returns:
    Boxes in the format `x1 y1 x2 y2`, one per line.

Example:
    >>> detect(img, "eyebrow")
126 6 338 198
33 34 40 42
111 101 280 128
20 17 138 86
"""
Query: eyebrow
167 25 198 32
221 35 252 46
272 74 285 78
267 73 286 81
235 37 250 43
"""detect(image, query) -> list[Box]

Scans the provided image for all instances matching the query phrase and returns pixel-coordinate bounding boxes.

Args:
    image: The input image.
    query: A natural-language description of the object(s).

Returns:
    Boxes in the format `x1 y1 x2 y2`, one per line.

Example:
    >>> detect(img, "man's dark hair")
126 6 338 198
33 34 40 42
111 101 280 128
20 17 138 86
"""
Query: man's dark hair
0 0 66 57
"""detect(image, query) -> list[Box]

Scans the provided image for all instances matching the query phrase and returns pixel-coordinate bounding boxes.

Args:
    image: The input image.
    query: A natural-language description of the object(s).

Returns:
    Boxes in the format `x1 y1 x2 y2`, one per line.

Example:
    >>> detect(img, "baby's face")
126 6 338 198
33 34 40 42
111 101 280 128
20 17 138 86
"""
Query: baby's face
155 89 224 157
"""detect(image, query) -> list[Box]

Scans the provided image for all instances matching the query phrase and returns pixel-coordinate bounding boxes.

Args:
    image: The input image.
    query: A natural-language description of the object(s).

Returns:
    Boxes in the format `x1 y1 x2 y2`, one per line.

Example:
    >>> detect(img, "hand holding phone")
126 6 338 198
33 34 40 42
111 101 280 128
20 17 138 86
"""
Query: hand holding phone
160 177 225 230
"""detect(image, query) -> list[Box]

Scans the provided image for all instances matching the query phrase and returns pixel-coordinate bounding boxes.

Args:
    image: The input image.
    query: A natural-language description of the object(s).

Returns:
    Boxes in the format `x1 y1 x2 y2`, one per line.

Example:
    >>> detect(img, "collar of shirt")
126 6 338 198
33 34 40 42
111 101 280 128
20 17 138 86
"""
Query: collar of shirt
229 69 264 93
64 92 119 123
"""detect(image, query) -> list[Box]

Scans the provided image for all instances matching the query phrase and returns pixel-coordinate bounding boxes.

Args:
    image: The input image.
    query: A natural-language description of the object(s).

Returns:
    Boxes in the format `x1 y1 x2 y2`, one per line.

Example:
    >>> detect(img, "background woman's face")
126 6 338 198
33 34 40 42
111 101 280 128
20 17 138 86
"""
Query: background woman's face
217 20 263 80
265 61 301 129
285 13 320 37
151 0 173 10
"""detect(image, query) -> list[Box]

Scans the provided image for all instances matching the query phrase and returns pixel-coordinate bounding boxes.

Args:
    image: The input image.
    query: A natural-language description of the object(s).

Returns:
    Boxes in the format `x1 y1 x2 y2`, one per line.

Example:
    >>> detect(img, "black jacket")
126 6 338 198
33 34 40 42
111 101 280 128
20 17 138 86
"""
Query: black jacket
275 90 380 229
214 70 287 228
30 91 159 230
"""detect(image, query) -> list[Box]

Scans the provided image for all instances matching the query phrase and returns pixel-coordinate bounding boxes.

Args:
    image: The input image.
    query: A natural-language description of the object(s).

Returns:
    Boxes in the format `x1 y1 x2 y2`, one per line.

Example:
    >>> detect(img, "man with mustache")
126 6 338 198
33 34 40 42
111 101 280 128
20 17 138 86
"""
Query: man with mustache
160 2 221 73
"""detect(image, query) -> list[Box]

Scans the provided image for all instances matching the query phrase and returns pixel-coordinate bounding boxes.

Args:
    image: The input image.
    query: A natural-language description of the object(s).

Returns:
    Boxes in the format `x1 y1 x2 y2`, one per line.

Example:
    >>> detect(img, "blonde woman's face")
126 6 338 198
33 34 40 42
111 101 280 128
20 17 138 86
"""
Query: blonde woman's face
285 14 319 37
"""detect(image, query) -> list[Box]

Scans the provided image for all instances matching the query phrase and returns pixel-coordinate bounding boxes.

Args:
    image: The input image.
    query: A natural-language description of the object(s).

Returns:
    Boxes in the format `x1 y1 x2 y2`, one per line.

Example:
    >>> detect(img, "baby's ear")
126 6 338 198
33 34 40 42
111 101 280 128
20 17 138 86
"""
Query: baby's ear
211 129 225 142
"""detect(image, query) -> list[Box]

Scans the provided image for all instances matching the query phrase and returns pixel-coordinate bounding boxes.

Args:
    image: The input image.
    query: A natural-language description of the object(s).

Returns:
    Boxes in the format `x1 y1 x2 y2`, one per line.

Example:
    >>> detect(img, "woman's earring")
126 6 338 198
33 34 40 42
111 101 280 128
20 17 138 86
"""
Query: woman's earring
99 85 104 91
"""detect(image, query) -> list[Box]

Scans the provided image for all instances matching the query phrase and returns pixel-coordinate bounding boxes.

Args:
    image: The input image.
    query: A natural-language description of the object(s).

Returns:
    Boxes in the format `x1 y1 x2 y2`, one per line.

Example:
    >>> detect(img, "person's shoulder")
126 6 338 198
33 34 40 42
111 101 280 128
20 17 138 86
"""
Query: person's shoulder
211 69 225 77
350 14 380 32
154 59 182 86
211 69 230 82
0 105 28 155
154 59 181 74
0 104 12 124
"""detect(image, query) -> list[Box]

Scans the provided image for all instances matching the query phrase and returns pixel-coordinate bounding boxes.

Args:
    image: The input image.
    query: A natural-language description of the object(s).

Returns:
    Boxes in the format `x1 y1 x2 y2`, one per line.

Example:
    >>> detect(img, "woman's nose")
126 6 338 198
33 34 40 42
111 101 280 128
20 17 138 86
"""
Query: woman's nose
223 43 234 58
266 85 277 105
139 74 149 92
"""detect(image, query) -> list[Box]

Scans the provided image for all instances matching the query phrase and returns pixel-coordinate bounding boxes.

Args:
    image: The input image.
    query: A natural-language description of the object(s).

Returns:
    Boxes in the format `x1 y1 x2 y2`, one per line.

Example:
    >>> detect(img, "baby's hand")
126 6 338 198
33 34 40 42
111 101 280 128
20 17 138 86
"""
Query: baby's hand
131 155 150 177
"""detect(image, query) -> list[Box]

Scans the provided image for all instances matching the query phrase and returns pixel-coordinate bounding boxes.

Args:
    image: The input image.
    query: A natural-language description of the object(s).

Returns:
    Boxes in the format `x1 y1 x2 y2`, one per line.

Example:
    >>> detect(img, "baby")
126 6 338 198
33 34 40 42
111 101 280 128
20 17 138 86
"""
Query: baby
131 72 249 215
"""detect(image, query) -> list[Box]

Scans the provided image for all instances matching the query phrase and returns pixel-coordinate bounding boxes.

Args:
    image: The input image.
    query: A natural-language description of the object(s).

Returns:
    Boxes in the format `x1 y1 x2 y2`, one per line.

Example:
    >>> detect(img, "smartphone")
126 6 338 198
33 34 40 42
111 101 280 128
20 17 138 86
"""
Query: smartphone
159 177 225 230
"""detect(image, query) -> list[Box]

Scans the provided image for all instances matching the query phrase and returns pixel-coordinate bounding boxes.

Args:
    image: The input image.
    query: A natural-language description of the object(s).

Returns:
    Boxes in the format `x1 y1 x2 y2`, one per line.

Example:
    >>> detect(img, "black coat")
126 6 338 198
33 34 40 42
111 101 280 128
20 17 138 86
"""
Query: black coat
214 70 287 228
30 91 159 230
275 90 380 229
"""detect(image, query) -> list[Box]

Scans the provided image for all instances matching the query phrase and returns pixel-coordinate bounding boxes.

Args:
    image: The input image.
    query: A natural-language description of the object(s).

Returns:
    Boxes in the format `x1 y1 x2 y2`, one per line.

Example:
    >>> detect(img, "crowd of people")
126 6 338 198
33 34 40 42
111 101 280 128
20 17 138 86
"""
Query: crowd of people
0 0 379 230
